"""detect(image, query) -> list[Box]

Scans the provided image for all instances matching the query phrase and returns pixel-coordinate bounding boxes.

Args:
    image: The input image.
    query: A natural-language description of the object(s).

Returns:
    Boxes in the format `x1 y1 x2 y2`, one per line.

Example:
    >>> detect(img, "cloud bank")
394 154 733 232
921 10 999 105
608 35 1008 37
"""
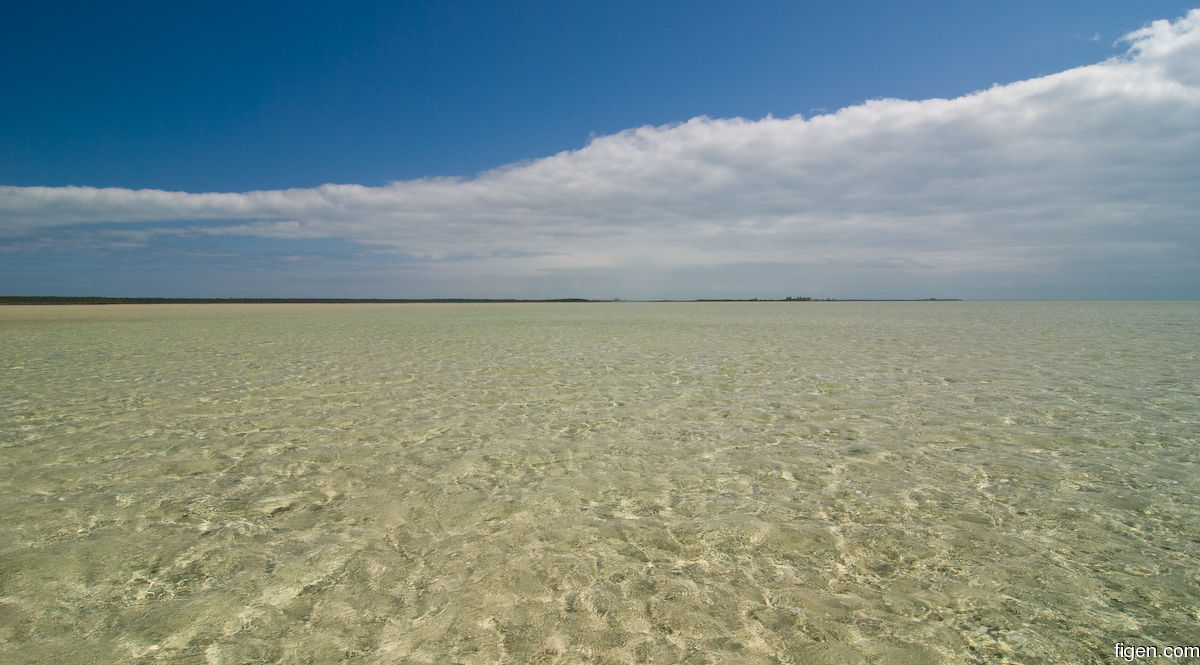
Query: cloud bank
3 10 1199 299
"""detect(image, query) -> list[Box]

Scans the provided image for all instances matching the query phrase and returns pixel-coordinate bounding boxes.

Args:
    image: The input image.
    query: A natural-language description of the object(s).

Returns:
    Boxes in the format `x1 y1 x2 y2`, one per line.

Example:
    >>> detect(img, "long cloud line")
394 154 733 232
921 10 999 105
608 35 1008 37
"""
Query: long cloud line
2 10 1199 297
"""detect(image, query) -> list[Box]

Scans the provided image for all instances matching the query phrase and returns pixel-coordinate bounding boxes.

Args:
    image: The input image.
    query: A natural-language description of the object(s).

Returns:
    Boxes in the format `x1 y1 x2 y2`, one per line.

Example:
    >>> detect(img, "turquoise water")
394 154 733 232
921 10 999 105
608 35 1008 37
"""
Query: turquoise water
1 302 1198 663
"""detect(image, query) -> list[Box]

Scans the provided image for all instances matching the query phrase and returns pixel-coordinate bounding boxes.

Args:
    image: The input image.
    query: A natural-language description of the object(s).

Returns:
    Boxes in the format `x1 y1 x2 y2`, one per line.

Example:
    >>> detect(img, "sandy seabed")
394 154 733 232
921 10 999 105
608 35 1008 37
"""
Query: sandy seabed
2 302 1198 663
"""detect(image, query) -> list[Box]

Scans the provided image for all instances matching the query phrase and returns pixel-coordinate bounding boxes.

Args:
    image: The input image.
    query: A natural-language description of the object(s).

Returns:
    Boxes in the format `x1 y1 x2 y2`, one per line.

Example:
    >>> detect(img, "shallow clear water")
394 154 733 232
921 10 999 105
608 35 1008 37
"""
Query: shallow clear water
1 302 1198 664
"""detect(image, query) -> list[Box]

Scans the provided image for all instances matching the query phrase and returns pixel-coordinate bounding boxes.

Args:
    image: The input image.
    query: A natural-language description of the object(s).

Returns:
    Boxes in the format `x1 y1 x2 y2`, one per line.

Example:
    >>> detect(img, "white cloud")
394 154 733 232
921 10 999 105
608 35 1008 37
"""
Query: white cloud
2 9 1199 298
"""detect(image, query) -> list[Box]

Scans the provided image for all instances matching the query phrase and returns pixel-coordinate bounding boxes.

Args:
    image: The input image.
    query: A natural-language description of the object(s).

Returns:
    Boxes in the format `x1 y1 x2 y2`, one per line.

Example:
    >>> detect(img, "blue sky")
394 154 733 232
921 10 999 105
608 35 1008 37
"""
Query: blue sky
2 1 1198 299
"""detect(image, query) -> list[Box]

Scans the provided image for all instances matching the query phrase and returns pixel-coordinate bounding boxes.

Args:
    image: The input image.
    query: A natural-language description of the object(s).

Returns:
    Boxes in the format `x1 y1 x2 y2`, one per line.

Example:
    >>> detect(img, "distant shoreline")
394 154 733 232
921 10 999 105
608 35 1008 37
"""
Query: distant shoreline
0 296 962 305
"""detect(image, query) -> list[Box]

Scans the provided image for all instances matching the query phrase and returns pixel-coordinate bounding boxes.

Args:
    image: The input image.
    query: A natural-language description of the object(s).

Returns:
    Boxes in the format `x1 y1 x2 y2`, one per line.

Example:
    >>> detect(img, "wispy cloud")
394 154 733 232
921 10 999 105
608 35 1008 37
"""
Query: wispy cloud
3 10 1199 298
